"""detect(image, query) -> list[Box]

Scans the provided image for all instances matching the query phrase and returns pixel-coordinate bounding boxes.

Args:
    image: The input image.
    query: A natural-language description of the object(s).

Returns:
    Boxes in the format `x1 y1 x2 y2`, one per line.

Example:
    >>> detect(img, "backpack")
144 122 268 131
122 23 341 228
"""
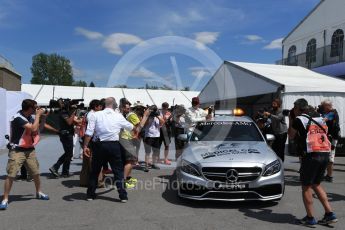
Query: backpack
301 115 331 153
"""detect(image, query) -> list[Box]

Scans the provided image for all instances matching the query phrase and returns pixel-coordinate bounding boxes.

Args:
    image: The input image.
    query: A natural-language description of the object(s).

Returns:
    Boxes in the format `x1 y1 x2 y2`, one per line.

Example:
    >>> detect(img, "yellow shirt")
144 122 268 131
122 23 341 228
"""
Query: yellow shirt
120 112 140 140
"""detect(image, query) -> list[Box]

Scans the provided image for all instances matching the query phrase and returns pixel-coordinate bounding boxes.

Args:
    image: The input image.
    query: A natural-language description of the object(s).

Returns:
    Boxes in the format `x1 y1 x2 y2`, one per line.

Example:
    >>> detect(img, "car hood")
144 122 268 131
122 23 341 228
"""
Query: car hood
182 141 278 165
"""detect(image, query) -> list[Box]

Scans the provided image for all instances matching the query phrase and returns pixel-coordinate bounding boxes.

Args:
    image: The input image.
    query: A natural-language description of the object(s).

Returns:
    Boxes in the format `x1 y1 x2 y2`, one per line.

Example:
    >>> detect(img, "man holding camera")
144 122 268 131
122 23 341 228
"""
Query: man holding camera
288 98 337 227
49 99 81 178
264 98 288 162
0 99 49 210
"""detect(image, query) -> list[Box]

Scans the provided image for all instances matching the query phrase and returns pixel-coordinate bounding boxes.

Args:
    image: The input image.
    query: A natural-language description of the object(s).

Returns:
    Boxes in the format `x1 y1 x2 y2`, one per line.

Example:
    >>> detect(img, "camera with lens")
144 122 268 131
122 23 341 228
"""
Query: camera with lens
49 98 85 113
148 105 160 117
256 108 268 122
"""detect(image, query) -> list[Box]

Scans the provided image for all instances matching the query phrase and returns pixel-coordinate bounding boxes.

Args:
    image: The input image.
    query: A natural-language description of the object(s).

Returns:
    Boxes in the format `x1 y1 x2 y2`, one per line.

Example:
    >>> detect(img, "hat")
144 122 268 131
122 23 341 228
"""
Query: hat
192 97 200 105
132 101 145 108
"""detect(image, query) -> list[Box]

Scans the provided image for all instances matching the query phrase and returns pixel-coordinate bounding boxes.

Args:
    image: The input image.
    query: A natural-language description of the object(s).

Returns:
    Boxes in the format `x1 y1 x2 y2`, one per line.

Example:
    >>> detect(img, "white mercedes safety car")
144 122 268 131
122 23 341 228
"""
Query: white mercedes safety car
176 110 284 202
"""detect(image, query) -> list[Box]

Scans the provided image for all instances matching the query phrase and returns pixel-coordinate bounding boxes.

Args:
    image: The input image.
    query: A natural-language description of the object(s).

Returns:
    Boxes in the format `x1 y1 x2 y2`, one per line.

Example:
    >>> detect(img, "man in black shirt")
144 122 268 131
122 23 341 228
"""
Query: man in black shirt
49 99 81 178
288 99 337 227
0 99 49 210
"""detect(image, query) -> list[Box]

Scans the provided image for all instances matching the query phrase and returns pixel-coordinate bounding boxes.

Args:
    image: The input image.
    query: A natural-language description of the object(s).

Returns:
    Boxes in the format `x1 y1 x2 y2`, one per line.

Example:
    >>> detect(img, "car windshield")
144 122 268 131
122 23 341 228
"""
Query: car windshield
190 121 264 142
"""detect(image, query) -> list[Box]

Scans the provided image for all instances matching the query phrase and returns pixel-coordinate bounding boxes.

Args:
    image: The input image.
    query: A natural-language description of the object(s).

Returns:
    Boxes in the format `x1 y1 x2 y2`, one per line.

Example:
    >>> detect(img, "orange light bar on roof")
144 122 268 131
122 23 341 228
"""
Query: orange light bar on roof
233 108 245 116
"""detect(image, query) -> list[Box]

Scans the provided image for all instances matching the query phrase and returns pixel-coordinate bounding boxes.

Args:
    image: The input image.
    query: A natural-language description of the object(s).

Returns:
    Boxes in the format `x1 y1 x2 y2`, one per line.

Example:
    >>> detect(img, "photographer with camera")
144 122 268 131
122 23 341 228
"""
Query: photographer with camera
263 98 288 162
49 98 82 178
317 100 340 182
288 98 337 227
0 99 49 210
143 105 165 171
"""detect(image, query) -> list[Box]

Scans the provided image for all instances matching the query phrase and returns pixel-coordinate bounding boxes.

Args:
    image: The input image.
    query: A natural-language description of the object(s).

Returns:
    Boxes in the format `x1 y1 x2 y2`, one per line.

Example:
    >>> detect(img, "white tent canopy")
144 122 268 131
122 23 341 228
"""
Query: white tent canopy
199 61 345 135
21 84 199 108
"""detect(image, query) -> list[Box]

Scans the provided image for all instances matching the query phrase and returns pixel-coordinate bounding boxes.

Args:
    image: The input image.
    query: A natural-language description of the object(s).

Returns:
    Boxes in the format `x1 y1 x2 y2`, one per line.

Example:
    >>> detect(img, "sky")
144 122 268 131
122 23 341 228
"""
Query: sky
0 0 320 90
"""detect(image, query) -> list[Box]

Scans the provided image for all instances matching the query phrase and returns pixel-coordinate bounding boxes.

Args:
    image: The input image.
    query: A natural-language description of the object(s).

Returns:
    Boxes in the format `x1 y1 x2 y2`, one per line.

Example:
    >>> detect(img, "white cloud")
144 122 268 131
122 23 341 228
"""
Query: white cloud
189 67 213 78
129 67 156 78
195 32 219 45
194 32 220 49
264 38 284 50
75 27 104 40
129 67 175 88
102 33 142 55
169 9 204 25
245 35 263 42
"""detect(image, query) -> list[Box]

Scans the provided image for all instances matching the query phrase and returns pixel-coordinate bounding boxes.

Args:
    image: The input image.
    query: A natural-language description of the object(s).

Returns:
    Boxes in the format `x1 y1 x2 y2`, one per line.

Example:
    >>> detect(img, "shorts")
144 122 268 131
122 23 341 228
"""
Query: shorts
159 129 171 147
120 138 137 162
144 137 160 157
6 149 40 178
329 139 338 163
174 127 185 150
300 152 329 186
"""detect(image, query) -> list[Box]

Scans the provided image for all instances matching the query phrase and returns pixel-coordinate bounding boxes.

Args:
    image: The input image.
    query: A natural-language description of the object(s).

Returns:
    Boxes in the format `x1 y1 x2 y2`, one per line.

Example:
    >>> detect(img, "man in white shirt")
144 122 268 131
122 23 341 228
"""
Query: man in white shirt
83 97 134 202
185 97 212 130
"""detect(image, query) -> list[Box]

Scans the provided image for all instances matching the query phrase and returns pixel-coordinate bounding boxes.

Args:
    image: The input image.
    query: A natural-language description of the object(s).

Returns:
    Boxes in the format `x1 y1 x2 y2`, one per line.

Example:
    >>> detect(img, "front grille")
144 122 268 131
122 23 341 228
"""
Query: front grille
202 167 262 183
204 192 260 200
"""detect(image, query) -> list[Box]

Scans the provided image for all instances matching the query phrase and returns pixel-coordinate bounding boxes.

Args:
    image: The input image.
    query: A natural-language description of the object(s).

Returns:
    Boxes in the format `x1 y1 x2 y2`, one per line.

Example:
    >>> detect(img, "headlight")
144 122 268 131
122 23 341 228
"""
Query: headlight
180 160 201 177
263 160 281 177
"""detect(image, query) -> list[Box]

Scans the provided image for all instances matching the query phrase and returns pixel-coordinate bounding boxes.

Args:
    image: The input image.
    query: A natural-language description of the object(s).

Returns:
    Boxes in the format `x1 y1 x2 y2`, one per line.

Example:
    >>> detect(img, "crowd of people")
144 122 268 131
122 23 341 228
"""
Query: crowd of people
0 96 210 208
0 95 340 226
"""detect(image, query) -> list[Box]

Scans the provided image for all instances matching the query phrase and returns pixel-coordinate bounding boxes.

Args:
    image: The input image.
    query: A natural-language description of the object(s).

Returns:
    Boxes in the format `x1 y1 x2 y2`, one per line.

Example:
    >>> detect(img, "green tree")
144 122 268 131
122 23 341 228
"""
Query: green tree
89 81 95 87
73 80 87 87
30 53 74 86
113 84 128 88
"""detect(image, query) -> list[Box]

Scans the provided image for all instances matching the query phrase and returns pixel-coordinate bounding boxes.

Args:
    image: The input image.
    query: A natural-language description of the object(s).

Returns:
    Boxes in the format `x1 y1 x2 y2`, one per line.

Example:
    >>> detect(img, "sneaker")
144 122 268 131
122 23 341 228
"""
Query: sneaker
86 194 96 201
143 166 149 172
324 175 333 182
36 192 50 200
0 200 8 210
127 177 138 184
300 216 317 228
150 164 160 170
319 212 338 225
120 196 128 203
49 167 59 178
125 181 136 189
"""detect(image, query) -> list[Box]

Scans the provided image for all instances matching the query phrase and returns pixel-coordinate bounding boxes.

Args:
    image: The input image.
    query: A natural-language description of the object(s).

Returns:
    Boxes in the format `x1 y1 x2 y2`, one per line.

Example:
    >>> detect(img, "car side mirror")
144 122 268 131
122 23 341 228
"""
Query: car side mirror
177 134 188 141
266 134 275 142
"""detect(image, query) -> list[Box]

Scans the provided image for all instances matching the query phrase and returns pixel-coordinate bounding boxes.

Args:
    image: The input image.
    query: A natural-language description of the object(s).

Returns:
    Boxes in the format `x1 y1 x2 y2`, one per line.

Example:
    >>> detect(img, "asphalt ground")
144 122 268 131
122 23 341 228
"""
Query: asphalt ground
0 135 344 230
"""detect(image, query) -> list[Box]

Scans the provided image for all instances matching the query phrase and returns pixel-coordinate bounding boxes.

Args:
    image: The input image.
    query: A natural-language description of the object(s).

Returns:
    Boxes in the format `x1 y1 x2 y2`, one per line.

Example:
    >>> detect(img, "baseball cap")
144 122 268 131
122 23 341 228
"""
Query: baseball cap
192 97 200 105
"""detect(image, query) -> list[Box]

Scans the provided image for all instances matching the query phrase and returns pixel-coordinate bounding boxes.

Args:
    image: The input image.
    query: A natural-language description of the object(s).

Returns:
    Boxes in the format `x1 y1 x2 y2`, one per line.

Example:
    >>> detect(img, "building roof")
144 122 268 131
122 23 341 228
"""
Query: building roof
199 61 345 103
21 84 199 108
228 61 345 93
283 0 324 43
